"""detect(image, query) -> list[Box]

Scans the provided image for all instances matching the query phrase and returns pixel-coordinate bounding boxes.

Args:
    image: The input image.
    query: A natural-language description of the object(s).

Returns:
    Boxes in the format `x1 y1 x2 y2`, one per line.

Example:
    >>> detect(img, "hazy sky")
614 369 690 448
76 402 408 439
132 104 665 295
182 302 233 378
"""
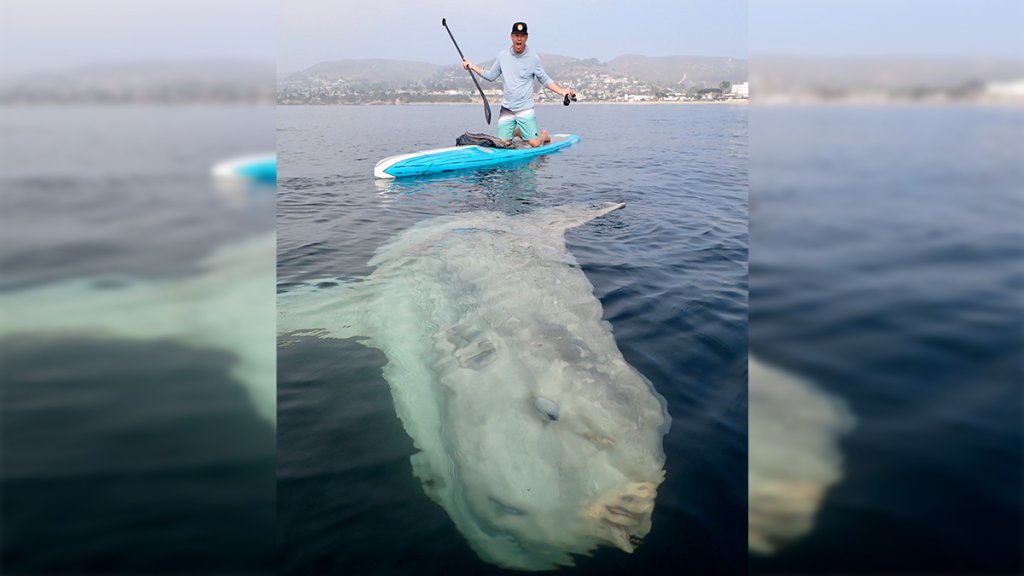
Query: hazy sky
751 0 1023 58
0 0 276 77
279 0 748 73
2 1 1020 77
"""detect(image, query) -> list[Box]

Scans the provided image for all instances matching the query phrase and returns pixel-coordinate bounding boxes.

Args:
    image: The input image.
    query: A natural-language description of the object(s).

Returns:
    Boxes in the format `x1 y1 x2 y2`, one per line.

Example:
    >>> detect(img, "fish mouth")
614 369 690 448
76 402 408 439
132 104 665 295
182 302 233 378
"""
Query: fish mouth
585 481 658 553
599 518 645 553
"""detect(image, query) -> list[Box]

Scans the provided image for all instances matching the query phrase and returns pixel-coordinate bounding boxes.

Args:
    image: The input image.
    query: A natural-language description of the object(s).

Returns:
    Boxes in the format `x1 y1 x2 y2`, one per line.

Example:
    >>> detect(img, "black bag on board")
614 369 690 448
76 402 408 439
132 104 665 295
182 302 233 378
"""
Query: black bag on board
455 132 513 148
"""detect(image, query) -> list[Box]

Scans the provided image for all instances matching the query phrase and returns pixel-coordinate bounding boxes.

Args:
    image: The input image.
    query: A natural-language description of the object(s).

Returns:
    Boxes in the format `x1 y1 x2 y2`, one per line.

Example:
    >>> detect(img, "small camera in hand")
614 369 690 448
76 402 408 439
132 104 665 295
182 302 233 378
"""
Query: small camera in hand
563 93 577 106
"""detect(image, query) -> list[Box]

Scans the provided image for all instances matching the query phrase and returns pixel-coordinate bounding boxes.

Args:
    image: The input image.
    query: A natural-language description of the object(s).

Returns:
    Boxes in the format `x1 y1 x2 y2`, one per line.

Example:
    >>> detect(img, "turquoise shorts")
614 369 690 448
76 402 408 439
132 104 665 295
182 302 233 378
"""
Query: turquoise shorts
497 107 539 140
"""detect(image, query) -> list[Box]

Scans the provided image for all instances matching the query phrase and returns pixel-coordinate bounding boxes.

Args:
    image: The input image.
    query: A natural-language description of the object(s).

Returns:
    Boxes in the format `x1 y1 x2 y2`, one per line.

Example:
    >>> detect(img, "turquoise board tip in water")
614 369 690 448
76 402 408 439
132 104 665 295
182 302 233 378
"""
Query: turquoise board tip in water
374 134 580 179
212 153 277 184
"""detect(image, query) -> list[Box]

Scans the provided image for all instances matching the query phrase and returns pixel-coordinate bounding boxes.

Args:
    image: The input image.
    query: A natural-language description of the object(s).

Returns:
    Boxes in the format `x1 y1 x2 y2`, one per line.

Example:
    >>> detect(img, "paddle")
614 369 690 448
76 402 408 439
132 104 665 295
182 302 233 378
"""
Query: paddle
442 18 492 124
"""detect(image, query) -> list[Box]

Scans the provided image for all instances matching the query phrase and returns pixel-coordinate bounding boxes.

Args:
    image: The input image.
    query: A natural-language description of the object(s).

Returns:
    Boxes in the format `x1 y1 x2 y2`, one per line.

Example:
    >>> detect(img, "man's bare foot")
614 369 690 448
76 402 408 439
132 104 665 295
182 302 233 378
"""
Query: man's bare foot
528 129 551 148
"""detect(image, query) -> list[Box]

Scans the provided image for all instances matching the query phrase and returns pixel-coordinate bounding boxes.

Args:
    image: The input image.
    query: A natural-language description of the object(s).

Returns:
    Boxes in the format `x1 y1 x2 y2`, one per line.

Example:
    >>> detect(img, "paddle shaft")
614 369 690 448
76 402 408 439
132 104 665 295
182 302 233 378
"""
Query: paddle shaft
442 18 492 124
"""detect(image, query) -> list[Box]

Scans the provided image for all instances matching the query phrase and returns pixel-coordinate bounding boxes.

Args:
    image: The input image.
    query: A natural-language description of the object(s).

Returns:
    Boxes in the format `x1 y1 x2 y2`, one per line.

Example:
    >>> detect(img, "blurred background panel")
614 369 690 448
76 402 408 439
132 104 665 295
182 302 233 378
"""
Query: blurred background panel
748 0 1023 573
0 1 277 573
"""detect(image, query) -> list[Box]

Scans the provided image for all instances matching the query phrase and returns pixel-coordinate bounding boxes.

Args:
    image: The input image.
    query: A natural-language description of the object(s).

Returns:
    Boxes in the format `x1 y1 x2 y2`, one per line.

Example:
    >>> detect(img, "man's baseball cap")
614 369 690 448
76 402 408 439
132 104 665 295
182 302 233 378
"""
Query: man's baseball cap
511 22 528 34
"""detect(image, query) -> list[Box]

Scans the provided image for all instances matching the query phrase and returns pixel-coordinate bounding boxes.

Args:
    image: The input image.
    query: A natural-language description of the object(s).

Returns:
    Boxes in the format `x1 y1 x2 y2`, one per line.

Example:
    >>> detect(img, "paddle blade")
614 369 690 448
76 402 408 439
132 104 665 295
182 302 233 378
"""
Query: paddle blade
485 103 491 124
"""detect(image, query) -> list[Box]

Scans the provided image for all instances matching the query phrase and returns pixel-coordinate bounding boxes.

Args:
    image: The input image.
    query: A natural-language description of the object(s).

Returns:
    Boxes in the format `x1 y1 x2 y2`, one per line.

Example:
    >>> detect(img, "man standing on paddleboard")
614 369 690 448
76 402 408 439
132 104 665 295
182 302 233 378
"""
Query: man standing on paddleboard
463 21 575 148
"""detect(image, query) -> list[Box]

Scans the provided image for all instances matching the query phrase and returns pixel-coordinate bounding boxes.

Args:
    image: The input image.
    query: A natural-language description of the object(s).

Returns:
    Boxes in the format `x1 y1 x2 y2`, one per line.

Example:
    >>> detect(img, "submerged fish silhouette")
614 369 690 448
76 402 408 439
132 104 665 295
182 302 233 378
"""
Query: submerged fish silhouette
0 233 277 426
279 203 671 570
748 354 855 555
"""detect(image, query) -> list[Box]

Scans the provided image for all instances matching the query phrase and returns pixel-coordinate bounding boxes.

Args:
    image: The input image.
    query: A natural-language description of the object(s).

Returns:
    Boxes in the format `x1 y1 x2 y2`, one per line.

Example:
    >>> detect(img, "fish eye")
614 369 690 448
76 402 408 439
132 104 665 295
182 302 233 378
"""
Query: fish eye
534 396 560 421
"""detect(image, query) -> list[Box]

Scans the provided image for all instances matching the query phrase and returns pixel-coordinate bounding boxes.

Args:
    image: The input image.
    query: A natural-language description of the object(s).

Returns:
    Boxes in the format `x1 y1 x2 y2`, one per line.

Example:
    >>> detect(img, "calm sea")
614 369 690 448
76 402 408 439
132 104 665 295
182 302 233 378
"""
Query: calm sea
4 102 1016 575
3 101 1011 575
276 103 749 575
0 106 277 573
748 105 1023 573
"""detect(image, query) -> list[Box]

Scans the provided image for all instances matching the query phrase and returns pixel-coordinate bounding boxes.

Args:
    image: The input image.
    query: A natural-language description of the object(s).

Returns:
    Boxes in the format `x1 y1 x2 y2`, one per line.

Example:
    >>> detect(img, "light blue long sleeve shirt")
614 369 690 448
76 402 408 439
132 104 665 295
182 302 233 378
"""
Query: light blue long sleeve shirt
479 45 553 112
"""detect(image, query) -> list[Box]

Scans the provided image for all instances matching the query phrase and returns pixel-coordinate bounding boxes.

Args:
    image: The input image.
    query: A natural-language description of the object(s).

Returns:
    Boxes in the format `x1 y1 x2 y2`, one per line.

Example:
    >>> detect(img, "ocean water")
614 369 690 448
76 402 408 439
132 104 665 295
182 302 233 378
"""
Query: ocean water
276 104 749 574
0 106 277 573
5 101 1015 575
748 105 1023 573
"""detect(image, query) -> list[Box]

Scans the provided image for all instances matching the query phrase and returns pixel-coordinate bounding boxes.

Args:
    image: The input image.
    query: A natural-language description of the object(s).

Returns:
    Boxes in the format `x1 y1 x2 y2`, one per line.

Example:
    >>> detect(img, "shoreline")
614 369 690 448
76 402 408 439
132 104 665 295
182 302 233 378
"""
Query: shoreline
276 99 750 106
537 99 748 106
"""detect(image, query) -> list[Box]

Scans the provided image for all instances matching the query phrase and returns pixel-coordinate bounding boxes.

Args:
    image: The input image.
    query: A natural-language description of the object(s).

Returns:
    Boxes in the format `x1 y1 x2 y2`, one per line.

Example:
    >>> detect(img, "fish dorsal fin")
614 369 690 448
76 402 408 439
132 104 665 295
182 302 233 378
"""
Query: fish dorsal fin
524 202 625 234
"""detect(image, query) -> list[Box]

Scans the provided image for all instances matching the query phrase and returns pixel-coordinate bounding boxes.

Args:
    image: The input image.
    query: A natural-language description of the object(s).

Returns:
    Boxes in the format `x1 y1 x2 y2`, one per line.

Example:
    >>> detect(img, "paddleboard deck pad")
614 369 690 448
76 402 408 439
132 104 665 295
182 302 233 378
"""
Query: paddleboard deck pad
374 134 580 179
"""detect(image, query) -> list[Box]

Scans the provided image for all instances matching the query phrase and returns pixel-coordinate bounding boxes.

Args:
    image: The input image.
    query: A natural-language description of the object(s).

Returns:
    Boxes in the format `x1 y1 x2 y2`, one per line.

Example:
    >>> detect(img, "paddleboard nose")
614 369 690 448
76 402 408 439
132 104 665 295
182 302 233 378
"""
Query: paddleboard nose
211 153 276 184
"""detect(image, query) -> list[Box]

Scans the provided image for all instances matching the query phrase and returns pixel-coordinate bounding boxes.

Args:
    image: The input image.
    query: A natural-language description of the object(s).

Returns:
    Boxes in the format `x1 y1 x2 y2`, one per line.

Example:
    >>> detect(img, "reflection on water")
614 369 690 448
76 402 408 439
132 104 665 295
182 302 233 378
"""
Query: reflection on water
213 176 277 207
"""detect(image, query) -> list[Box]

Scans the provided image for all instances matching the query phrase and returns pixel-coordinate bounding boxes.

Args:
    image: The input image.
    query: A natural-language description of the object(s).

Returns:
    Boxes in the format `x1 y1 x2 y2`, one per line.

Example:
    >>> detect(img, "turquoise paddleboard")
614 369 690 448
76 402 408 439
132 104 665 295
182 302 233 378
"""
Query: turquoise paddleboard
374 134 580 179
212 153 277 183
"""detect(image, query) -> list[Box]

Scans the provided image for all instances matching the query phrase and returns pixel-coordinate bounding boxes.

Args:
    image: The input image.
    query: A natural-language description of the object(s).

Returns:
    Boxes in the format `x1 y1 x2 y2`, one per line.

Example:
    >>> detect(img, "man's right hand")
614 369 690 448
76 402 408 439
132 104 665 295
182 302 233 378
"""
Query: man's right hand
462 58 472 71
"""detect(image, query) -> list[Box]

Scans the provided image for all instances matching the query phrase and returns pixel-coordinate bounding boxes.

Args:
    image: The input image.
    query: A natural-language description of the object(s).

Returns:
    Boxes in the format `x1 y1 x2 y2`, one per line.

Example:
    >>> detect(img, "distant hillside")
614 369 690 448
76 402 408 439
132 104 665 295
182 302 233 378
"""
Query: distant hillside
278 55 749 104
753 55 1024 94
285 59 440 87
605 55 748 86
285 54 748 89
1 60 276 104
